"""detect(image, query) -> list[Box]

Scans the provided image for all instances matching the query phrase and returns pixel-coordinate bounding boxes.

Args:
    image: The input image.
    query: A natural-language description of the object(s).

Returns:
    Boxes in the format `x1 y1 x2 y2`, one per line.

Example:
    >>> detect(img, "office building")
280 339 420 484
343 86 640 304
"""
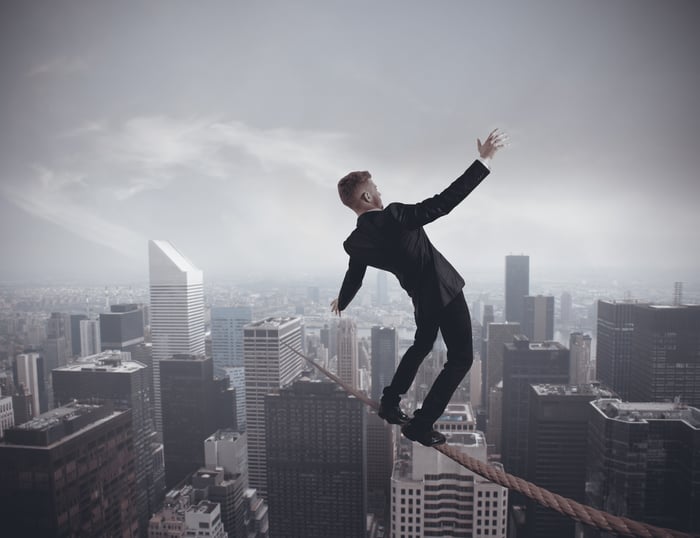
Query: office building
505 255 529 324
0 391 13 438
184 500 227 538
527 384 614 537
0 402 138 536
149 239 206 433
377 270 389 306
243 317 302 498
265 378 367 538
192 467 245 538
366 410 393 521
160 354 235 488
629 304 700 407
53 350 165 534
79 318 101 357
569 332 594 385
587 399 700 536
13 352 45 418
371 325 398 401
522 295 554 342
70 314 87 356
596 300 641 401
483 322 522 411
501 336 569 480
391 430 507 538
243 489 269 538
337 317 359 389
205 429 248 480
211 306 253 370
100 303 146 351
560 291 572 325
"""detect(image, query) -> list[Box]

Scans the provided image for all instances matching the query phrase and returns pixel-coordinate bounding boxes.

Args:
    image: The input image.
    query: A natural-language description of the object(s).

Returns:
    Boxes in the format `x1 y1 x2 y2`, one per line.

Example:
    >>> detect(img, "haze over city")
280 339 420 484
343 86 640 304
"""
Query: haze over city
1 1 699 286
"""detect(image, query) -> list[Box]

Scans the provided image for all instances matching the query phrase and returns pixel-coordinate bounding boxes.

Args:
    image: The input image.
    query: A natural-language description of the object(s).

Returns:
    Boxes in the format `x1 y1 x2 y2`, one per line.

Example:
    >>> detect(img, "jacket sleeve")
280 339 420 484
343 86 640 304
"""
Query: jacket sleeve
337 257 367 310
387 159 490 229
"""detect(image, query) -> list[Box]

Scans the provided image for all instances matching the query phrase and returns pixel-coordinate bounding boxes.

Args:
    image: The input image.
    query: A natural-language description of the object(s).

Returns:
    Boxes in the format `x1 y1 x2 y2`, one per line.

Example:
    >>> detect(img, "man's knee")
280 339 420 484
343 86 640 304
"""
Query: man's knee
446 349 473 375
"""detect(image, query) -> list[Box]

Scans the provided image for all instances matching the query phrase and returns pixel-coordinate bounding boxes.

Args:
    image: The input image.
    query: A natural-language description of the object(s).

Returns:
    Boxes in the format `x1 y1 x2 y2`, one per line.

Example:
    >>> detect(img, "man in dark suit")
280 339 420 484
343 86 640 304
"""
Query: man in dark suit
331 129 506 446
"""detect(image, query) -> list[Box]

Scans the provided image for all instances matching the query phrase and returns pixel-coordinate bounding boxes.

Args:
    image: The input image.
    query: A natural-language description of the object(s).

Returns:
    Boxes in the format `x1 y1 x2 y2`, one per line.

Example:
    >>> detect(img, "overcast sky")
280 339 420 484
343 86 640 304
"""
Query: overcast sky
1 0 698 286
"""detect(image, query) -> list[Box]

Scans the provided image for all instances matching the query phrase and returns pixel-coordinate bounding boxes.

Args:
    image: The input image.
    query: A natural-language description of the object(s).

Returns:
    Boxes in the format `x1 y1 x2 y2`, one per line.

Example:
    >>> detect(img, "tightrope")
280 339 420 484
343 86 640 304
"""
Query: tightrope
283 343 696 538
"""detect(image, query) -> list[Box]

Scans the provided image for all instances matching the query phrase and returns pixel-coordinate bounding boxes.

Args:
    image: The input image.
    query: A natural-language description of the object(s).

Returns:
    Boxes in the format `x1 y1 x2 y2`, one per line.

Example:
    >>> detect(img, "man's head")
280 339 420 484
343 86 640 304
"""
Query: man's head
337 170 383 214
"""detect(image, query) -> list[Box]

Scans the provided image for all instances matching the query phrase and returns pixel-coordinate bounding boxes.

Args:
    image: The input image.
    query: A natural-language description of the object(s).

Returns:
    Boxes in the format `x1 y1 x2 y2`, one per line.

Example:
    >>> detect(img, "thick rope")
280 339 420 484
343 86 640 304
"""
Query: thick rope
284 344 696 538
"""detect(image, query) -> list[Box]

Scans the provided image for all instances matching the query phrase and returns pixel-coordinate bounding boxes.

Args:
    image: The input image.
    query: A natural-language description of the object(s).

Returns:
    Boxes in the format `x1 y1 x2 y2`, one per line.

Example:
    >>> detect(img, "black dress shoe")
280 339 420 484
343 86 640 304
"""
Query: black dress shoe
401 421 447 447
378 403 410 425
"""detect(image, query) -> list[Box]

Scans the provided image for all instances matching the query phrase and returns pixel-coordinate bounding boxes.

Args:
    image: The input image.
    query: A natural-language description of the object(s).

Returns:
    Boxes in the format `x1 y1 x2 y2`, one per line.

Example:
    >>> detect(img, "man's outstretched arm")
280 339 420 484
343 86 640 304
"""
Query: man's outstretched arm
331 257 367 315
389 129 507 229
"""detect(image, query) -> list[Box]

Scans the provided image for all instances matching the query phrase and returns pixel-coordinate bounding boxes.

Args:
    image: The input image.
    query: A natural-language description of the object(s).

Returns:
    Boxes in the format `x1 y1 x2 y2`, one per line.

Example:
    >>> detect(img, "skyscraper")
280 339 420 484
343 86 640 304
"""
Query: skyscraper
569 332 594 385
243 317 302 498
79 318 101 357
211 306 253 370
505 255 529 324
522 295 554 341
366 411 393 522
337 317 359 389
527 383 614 537
52 350 165 535
160 354 235 488
587 399 700 536
371 325 398 402
596 300 640 400
560 291 572 325
100 303 146 351
391 429 508 538
629 304 700 407
377 270 389 306
265 378 367 537
0 402 138 536
70 313 87 356
149 239 205 433
501 336 569 480
13 352 46 417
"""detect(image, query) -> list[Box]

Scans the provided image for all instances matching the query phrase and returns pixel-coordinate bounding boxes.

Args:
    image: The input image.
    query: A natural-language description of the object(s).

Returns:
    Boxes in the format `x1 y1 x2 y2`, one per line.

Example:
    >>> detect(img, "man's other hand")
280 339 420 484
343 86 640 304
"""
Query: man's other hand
477 128 508 160
330 298 341 316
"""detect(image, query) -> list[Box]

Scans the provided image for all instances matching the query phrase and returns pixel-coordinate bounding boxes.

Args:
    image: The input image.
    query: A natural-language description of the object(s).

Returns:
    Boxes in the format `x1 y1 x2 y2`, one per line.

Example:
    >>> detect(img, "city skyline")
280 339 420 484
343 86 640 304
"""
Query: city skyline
0 1 699 284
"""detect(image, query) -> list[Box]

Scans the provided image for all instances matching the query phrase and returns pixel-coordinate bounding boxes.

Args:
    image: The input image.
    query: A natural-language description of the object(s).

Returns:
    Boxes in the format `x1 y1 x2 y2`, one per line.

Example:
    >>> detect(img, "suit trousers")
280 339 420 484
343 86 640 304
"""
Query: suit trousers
382 291 473 428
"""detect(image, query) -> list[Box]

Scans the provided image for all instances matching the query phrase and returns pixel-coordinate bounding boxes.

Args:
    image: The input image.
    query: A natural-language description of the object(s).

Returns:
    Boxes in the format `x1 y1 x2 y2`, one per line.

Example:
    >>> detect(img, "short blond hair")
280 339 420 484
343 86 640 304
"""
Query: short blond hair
337 171 371 208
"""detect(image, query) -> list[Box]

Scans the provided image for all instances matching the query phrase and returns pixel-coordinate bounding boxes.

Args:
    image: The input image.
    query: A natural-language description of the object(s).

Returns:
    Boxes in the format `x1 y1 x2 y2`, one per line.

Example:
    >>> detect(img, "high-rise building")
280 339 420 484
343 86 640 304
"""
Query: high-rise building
204 429 248 480
52 350 165 535
192 467 246 538
70 314 87 356
505 255 529 324
0 391 14 438
320 320 339 360
149 239 205 434
483 322 522 408
337 317 359 389
371 326 398 402
0 402 138 536
100 303 146 351
527 383 614 537
629 304 700 407
522 295 554 342
569 332 594 385
587 399 700 536
79 318 101 357
160 354 235 488
391 429 508 538
211 306 253 370
13 352 44 418
501 336 569 481
596 300 641 401
366 410 393 522
243 489 269 538
265 378 367 537
243 317 302 498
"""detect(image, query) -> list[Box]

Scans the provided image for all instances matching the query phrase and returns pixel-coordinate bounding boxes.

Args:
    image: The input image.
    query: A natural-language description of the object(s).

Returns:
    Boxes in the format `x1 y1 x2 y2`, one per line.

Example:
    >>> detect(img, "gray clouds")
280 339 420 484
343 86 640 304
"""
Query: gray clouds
0 0 698 284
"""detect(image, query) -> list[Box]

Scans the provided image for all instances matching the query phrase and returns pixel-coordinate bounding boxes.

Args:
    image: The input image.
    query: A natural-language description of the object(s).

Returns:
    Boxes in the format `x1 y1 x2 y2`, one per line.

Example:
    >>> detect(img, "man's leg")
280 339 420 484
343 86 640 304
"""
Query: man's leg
411 292 473 428
380 314 439 407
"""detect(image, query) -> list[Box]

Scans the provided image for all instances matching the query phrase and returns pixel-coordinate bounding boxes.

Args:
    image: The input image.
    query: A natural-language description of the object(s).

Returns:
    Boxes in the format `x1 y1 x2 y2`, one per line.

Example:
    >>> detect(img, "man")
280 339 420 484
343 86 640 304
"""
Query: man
331 129 506 446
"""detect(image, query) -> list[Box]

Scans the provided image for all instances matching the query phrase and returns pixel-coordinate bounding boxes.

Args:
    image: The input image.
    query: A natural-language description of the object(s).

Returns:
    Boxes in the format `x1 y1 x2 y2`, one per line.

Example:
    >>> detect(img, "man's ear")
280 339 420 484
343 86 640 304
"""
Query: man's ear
363 192 371 202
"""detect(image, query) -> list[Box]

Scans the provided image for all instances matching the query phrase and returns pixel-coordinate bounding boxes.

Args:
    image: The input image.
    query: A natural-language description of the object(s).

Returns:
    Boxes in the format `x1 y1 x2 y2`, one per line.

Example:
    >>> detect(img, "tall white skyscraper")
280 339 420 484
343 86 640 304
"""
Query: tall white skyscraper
337 318 358 389
243 317 302 498
148 239 205 433
569 332 593 385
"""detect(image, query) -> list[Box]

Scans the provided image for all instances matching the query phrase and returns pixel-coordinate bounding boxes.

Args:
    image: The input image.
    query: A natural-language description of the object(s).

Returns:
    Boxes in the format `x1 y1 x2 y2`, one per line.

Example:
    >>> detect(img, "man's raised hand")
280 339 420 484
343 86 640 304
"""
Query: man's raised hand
330 298 342 317
477 128 508 160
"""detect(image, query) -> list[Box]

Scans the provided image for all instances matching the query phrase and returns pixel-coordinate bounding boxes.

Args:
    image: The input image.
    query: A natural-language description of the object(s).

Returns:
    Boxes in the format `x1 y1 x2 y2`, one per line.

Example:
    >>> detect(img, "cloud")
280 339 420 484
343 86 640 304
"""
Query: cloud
28 55 88 77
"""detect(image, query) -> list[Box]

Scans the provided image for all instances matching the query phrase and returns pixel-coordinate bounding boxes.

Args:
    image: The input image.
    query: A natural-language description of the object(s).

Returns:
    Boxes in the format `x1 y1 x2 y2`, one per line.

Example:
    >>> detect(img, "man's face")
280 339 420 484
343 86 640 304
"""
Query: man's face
365 179 383 209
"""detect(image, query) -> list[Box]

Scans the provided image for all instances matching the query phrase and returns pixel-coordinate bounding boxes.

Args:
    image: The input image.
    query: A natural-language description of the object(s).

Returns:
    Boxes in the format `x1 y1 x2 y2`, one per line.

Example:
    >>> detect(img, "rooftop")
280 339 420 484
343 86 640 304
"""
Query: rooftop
246 316 299 329
54 350 146 373
593 398 700 428
532 383 616 398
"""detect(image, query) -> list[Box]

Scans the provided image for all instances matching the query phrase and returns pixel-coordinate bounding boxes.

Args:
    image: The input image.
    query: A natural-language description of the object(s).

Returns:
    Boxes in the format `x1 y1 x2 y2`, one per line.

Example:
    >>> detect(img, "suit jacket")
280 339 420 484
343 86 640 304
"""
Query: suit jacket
337 159 490 315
